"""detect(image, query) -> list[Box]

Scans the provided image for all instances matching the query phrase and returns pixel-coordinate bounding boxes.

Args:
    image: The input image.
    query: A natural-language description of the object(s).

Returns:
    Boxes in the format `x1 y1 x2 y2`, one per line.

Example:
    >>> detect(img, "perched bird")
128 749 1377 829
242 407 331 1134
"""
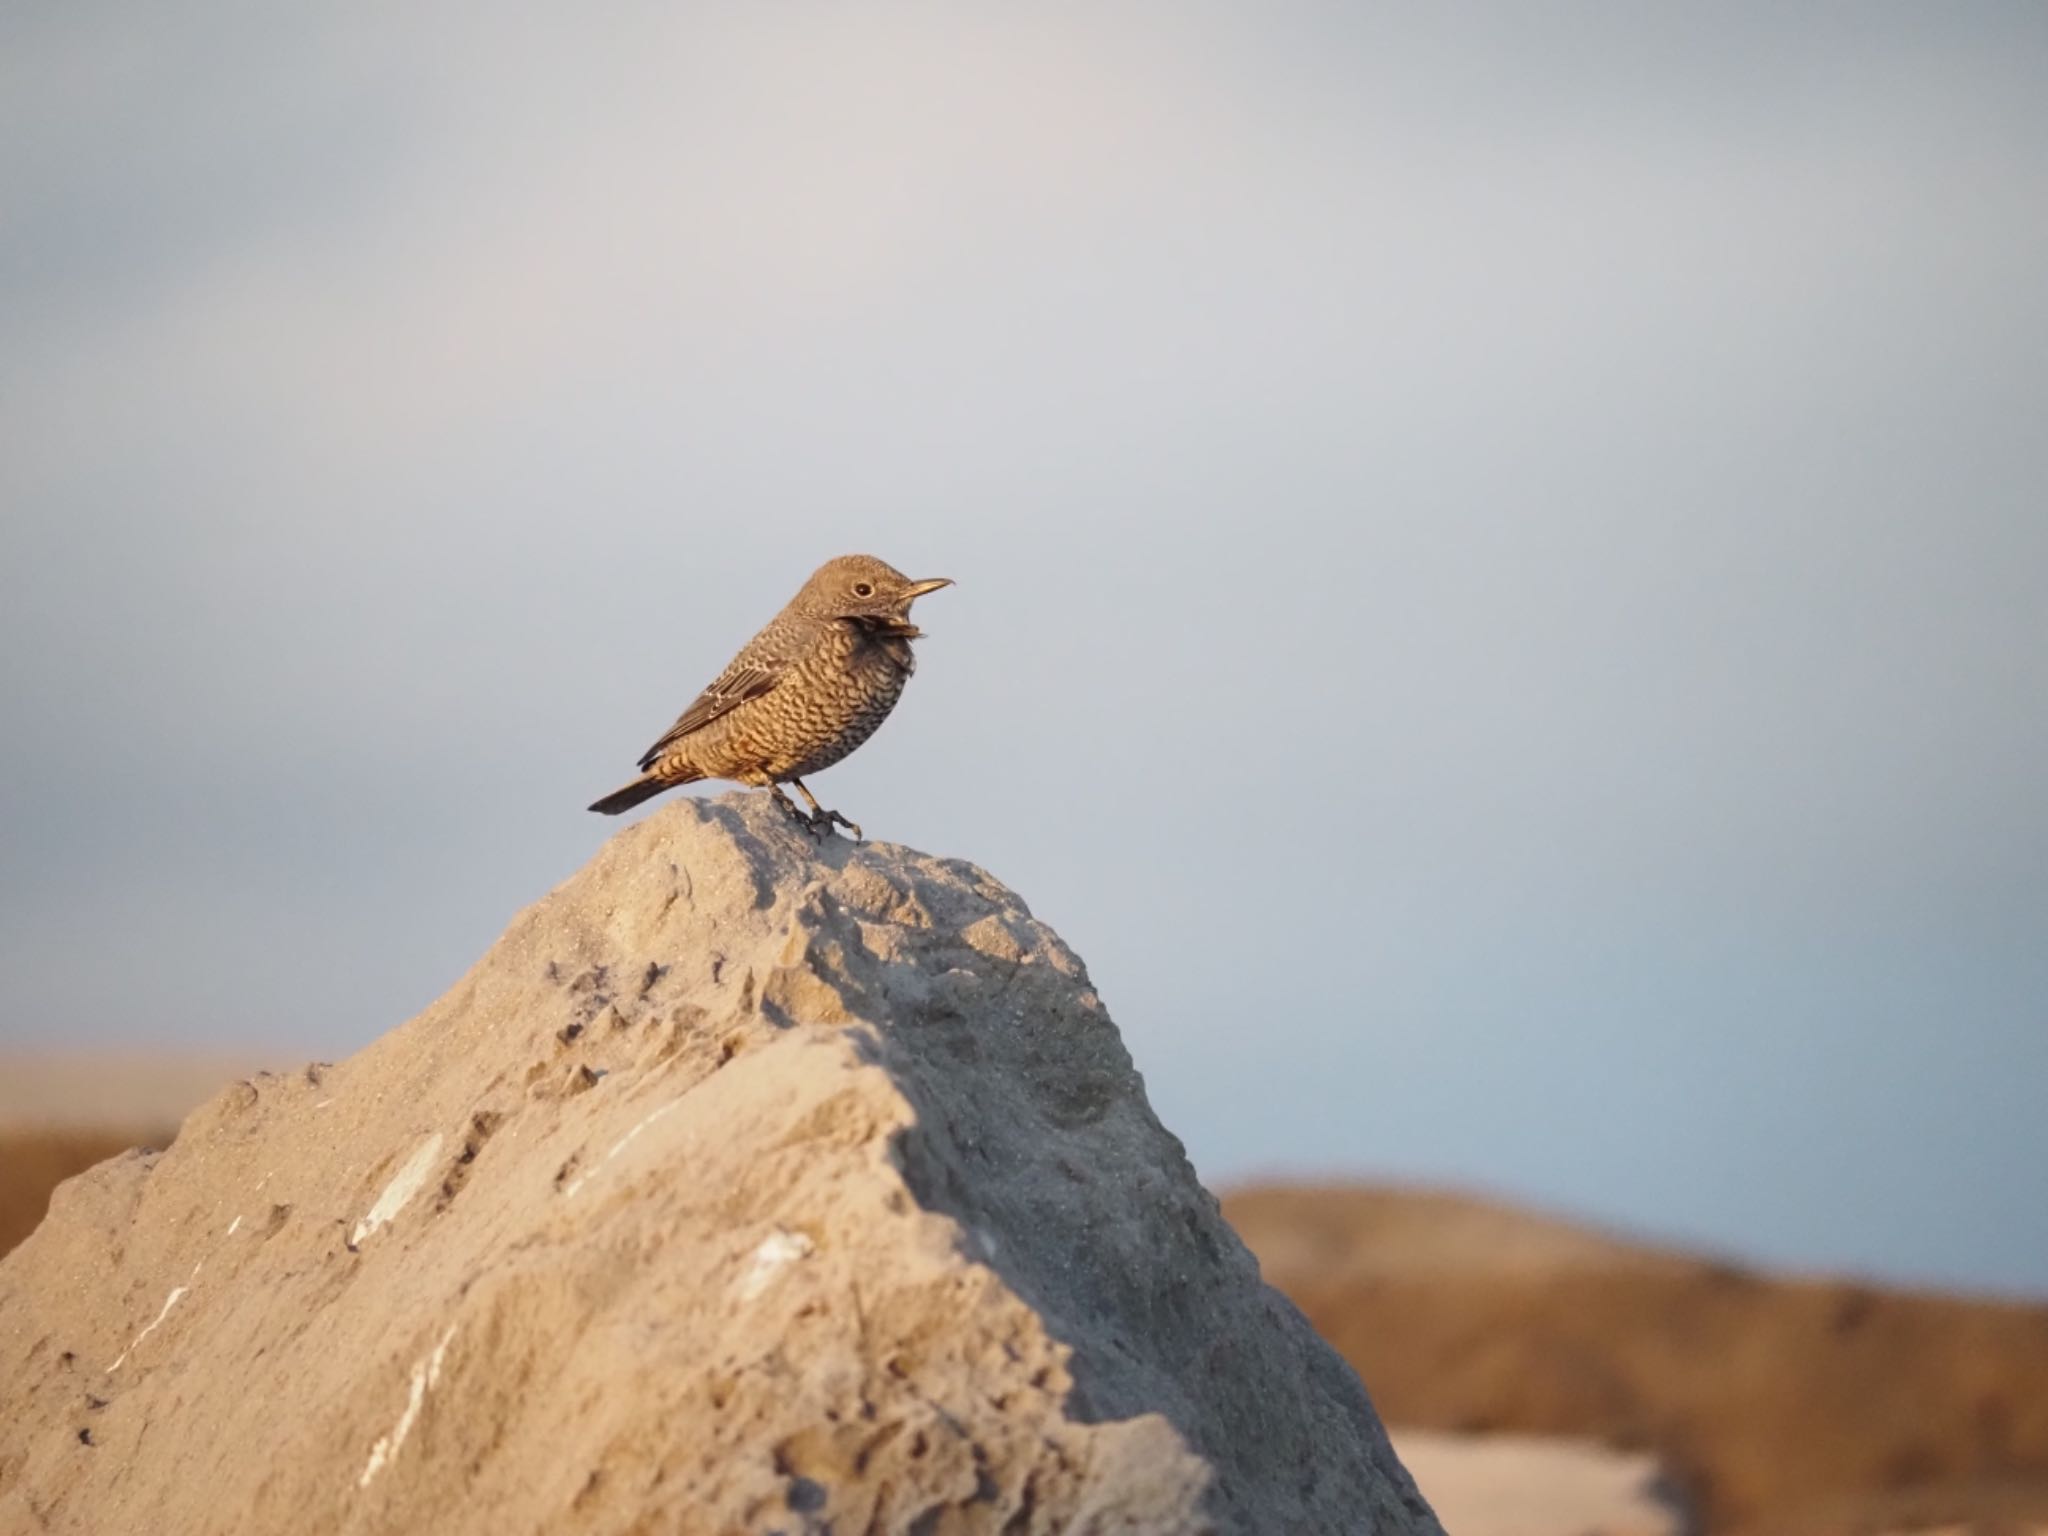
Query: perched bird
588 554 953 839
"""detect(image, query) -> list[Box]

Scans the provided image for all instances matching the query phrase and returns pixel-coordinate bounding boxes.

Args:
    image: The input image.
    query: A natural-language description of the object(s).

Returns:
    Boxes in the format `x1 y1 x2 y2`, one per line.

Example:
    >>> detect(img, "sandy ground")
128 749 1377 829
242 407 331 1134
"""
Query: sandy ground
1392 1430 1681 1536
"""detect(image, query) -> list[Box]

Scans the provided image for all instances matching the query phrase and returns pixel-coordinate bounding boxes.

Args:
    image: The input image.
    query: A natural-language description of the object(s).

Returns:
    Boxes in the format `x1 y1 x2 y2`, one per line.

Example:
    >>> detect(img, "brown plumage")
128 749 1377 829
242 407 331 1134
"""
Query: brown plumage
588 554 953 838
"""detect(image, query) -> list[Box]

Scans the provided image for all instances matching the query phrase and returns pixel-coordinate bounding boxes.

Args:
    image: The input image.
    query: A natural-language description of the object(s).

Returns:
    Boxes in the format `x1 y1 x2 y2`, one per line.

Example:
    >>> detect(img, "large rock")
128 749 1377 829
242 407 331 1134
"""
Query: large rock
0 794 1438 1535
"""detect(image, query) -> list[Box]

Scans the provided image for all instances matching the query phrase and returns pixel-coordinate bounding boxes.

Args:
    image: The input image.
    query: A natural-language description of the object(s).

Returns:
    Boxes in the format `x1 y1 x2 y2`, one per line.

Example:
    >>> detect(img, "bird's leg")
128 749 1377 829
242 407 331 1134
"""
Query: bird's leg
766 783 816 835
790 778 862 842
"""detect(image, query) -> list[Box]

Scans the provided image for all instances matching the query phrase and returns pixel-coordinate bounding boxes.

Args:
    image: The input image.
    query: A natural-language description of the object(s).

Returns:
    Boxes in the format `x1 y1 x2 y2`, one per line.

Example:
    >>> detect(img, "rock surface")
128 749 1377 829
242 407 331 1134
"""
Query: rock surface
0 794 1438 1536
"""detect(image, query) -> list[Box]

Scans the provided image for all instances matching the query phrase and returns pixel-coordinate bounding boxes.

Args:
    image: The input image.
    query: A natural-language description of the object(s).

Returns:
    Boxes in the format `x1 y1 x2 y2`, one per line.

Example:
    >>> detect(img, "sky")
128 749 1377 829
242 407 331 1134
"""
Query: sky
3 5 2045 1296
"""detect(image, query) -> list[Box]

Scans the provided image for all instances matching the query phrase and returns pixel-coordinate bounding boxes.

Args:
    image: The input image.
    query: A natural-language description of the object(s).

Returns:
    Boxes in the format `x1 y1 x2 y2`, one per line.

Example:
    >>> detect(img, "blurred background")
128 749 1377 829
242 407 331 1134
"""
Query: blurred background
4 8 2047 1527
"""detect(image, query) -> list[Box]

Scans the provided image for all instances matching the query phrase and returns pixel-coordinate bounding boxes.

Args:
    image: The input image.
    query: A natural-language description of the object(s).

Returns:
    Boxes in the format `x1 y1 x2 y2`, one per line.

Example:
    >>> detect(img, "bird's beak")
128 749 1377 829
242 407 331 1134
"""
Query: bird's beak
867 577 952 639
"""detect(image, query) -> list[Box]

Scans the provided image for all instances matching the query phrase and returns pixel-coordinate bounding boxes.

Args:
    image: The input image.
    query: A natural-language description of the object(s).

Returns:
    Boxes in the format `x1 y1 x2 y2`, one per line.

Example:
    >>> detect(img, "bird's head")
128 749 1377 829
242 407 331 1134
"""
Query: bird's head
795 554 953 638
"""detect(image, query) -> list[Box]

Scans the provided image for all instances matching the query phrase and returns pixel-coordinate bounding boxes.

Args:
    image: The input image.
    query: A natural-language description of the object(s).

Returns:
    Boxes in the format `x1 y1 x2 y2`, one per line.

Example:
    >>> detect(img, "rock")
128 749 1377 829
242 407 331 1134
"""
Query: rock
0 794 1439 1536
1 1130 163 1262
1388 1430 1689 1536
0 1052 264 1260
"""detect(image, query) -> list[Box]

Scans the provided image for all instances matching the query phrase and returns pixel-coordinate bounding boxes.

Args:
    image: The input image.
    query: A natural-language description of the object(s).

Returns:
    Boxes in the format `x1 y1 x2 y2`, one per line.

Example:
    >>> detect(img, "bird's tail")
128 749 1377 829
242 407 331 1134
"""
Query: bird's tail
587 771 692 815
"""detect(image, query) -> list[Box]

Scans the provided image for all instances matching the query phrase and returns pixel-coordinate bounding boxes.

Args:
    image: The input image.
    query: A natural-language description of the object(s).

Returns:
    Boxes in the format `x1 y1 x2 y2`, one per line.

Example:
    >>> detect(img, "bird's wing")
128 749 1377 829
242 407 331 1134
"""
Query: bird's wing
637 654 787 769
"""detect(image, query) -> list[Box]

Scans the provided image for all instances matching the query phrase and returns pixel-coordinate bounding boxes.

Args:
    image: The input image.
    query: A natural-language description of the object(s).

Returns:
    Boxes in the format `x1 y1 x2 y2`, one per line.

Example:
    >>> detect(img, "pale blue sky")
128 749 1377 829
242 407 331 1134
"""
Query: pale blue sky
3 5 2045 1295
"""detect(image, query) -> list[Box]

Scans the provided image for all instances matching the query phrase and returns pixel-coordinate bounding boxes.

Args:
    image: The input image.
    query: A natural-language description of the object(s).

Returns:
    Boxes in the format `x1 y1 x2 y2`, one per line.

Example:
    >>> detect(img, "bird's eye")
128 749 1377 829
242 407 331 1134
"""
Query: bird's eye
852 582 875 598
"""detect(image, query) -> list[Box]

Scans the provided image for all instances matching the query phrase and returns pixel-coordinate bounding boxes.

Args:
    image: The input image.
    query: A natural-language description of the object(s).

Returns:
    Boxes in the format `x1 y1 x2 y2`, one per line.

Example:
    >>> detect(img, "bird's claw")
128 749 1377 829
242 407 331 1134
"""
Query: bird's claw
770 789 861 842
810 808 862 843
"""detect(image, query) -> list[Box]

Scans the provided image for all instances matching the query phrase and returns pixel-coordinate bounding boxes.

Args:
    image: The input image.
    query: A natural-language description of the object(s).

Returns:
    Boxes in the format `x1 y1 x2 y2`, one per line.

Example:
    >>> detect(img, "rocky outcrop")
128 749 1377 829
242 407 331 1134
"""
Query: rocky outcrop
0 794 1438 1536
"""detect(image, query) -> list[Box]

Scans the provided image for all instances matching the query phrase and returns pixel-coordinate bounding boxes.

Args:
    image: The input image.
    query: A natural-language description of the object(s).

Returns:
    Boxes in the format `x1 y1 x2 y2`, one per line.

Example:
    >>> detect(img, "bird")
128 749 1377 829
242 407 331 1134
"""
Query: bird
587 554 953 839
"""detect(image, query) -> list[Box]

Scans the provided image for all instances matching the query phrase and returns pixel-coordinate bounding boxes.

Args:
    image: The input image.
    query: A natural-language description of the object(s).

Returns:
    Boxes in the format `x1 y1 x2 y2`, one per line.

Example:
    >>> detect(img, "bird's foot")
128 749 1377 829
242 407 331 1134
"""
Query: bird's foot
767 787 860 842
807 807 862 842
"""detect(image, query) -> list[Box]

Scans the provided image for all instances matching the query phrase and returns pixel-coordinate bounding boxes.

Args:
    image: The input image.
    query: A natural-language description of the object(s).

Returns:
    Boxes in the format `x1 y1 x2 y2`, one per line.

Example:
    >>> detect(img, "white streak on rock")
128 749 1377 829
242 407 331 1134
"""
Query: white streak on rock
226 1215 243 1237
349 1134 445 1247
107 1258 205 1373
357 1324 458 1491
737 1228 814 1301
563 1100 680 1198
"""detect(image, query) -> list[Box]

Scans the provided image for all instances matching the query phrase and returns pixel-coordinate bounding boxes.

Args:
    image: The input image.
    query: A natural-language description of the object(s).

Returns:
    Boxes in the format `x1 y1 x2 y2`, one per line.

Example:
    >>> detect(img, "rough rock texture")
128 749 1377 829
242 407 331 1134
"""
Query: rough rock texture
0 795 1438 1536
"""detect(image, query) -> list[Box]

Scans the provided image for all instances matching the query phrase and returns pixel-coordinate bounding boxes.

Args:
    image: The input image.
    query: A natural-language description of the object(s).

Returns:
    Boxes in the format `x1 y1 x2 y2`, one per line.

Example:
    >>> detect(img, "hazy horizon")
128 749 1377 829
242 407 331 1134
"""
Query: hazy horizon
4 6 2045 1296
